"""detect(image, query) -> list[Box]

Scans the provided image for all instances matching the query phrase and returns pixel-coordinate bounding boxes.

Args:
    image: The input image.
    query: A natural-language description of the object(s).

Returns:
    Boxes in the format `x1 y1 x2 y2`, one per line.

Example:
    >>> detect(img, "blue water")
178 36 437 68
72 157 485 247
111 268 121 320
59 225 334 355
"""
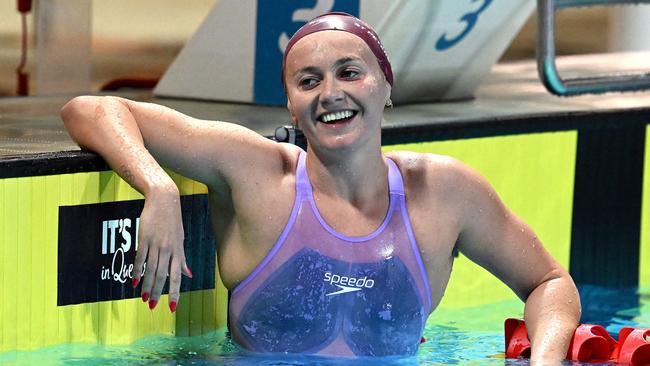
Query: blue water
1 285 648 365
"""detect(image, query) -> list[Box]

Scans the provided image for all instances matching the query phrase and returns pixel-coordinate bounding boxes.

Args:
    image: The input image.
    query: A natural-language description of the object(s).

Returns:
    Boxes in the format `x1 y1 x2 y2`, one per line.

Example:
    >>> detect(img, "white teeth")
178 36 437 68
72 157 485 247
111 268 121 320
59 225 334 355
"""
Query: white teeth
321 110 354 123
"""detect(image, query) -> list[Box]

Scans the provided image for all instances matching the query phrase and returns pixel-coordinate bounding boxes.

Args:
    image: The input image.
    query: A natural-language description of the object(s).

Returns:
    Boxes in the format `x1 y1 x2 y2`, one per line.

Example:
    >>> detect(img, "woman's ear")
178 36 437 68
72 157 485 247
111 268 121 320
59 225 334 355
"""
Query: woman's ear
384 83 392 107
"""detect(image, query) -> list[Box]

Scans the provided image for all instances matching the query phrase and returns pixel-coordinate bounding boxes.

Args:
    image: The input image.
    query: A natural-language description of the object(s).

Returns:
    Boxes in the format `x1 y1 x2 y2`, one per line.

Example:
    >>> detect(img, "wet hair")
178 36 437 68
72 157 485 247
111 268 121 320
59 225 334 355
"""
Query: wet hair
281 12 393 88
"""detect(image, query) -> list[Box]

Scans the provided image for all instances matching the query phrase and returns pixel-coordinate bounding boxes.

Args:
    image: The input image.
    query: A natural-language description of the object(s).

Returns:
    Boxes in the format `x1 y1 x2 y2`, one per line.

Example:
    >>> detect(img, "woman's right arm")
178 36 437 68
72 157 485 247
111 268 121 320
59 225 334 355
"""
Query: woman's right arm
60 95 289 312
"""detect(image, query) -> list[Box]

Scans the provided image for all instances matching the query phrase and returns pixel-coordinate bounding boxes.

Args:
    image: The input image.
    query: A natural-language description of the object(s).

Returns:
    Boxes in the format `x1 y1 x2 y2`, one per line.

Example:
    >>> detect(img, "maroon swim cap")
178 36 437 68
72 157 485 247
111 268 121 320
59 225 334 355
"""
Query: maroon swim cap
281 12 393 88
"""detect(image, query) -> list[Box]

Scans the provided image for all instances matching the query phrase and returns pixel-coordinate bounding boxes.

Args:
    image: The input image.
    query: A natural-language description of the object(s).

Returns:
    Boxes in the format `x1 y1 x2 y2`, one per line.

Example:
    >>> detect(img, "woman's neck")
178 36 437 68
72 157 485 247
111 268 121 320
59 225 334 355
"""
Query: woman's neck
305 145 388 206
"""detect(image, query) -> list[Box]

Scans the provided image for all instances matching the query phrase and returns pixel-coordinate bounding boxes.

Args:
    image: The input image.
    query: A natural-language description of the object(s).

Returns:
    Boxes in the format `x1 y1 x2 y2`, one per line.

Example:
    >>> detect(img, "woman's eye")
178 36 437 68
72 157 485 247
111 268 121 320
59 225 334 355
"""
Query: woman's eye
340 69 360 79
299 78 318 89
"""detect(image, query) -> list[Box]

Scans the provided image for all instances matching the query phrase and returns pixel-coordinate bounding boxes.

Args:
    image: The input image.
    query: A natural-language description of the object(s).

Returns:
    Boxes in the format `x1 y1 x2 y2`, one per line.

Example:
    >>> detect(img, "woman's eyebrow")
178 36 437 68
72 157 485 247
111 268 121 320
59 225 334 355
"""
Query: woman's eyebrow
293 66 321 78
333 57 362 68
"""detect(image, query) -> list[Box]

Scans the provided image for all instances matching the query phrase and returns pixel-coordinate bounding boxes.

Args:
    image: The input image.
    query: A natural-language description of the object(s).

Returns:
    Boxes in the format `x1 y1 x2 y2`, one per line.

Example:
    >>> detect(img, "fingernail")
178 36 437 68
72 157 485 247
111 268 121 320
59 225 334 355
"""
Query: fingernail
187 266 193 278
169 301 177 313
131 278 140 288
141 292 149 302
149 299 158 310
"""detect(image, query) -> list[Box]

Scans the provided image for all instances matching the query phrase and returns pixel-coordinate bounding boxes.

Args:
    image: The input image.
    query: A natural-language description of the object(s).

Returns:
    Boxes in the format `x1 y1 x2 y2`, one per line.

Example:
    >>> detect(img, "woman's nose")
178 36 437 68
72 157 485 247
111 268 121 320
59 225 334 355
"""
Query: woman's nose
319 76 344 105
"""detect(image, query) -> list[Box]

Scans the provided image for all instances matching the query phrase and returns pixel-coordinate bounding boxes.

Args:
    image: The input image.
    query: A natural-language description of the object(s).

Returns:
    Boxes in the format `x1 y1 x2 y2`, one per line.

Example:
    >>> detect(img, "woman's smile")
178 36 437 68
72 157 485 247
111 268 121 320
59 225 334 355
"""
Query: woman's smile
316 109 359 129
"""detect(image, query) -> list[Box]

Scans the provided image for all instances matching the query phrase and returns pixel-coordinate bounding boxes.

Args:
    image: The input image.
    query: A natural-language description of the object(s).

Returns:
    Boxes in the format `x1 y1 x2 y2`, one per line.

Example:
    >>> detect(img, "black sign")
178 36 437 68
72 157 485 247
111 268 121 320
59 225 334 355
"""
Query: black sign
57 194 215 306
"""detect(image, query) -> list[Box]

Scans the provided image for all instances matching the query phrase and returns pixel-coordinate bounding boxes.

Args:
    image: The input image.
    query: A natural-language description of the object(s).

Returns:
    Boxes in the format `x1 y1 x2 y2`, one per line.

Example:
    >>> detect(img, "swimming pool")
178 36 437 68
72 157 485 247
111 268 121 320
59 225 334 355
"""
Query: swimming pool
1 67 650 365
0 284 647 365
1 128 649 363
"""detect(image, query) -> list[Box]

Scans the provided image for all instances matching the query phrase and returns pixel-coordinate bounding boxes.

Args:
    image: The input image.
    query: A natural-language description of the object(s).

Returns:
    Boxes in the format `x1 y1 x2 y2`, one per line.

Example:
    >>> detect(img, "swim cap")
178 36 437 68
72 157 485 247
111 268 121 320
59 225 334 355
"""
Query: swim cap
281 12 393 88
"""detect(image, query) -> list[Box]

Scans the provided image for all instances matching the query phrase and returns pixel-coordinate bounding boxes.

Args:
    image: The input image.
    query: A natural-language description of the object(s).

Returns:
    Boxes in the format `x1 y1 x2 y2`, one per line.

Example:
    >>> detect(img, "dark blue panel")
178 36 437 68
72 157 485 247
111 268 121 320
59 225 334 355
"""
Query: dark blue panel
236 248 348 353
569 125 645 288
343 257 425 356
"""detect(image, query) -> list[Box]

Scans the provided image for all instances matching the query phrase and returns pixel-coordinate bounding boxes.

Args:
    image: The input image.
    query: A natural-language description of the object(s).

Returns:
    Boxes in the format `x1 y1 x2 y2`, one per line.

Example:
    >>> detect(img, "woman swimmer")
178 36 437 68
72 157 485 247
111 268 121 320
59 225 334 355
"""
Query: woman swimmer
61 12 580 363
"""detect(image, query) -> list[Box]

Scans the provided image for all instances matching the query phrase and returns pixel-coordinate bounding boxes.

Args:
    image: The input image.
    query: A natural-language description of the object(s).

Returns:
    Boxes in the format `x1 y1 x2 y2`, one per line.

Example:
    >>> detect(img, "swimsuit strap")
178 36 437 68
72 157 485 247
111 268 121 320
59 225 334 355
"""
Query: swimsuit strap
295 151 311 195
386 157 405 196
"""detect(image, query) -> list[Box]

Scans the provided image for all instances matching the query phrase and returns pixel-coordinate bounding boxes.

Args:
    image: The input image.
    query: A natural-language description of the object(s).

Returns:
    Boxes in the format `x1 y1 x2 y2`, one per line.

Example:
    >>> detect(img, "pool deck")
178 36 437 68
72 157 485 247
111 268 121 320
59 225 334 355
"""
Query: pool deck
0 51 649 168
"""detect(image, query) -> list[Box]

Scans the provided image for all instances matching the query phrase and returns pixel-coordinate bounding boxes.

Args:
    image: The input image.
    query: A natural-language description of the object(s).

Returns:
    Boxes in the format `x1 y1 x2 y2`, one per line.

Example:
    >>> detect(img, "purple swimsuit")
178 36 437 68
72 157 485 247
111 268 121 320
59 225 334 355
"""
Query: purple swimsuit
229 152 432 356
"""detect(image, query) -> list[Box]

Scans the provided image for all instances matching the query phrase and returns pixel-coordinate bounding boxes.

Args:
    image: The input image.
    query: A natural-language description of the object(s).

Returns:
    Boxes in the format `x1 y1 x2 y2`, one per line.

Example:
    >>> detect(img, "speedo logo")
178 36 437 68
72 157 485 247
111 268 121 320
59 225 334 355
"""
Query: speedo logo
323 272 375 296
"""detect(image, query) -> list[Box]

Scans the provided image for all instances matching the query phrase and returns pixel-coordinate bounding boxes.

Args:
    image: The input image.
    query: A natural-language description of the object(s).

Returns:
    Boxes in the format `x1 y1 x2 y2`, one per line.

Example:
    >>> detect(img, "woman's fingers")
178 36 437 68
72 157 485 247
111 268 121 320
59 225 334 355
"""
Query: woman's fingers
141 245 159 304
135 242 187 312
182 261 193 278
132 239 148 289
149 250 171 310
168 256 182 313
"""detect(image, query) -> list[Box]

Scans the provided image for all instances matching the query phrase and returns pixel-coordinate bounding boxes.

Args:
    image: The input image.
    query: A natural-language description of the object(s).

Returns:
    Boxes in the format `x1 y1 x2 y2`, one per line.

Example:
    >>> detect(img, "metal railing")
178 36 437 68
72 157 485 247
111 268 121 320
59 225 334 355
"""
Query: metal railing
537 0 650 96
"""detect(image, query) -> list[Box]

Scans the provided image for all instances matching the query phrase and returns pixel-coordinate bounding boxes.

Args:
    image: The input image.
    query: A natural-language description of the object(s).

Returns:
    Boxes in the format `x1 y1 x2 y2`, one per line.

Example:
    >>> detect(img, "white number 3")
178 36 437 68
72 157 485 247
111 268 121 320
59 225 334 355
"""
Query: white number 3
278 0 335 53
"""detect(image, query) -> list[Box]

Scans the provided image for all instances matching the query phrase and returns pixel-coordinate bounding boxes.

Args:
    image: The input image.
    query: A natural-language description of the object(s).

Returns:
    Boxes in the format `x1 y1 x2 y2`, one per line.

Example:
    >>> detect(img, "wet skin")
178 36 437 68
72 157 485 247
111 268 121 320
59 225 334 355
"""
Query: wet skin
61 29 581 364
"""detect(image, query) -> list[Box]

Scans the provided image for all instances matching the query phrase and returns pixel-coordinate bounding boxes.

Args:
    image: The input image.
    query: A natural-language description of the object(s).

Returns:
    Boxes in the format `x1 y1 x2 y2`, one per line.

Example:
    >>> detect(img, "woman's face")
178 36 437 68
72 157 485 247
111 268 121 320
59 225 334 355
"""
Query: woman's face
284 31 390 153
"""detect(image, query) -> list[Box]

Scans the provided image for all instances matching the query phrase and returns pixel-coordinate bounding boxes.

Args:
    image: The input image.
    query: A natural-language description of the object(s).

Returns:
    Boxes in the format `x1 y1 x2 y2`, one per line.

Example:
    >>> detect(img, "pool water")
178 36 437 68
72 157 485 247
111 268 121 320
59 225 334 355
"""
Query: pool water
1 285 648 366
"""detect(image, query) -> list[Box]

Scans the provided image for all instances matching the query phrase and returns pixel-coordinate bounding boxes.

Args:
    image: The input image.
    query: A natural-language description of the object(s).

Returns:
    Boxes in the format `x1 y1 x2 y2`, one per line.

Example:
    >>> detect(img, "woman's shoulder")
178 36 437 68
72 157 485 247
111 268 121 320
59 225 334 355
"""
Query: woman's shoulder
385 150 483 199
385 150 466 179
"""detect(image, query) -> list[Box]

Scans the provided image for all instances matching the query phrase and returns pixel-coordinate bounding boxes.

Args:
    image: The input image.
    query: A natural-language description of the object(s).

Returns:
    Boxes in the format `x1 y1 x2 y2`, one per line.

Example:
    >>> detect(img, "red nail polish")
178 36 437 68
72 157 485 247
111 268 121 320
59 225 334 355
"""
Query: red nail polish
149 299 158 310
169 301 177 313
131 278 140 288
141 292 149 302
187 266 193 278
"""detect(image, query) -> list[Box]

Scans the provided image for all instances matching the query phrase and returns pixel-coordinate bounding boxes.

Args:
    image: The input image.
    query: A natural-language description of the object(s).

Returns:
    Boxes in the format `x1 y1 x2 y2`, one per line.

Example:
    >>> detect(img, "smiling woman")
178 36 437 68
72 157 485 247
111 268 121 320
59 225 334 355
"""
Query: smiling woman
59 12 581 362
283 30 389 153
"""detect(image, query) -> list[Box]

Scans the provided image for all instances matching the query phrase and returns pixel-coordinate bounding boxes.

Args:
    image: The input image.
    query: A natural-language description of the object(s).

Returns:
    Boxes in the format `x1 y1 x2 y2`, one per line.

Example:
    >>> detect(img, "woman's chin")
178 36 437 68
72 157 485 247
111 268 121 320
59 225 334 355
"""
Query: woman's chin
311 131 376 154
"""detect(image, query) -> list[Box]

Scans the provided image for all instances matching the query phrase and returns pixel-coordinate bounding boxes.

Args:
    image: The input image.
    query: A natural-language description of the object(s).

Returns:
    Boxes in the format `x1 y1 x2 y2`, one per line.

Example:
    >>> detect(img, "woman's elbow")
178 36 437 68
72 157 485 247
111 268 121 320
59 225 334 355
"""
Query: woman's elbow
60 96 112 147
61 95 101 125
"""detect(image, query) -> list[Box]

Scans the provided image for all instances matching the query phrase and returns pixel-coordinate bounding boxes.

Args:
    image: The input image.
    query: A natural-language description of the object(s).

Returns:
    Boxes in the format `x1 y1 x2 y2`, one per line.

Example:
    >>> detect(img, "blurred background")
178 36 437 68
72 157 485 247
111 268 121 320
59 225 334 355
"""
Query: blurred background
0 0 648 97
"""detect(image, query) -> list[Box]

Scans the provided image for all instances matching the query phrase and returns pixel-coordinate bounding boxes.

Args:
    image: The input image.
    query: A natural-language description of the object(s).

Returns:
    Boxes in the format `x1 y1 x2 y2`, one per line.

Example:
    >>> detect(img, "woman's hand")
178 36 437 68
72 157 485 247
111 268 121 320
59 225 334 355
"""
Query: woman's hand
132 184 192 312
61 95 288 310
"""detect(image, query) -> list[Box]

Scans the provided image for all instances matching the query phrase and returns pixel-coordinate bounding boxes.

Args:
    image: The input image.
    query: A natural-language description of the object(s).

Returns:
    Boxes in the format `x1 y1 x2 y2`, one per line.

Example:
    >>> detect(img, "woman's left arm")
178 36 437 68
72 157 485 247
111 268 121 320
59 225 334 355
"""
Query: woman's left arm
449 160 581 364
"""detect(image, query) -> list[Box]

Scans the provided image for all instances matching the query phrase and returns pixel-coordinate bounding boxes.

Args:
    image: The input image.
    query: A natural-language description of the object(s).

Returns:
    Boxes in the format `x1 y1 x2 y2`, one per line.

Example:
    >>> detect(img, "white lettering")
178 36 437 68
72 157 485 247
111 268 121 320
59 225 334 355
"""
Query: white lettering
278 0 335 52
135 217 140 251
110 247 133 284
99 216 143 286
107 219 119 254
120 218 132 252
101 266 109 280
323 272 375 289
102 221 108 254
